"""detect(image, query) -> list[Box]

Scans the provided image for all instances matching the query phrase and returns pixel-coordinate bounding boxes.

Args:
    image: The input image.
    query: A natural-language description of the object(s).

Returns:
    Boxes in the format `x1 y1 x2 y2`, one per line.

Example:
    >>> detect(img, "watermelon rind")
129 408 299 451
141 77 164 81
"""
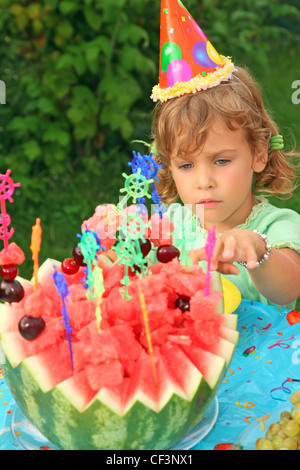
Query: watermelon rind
2 350 216 450
36 258 61 283
210 272 224 313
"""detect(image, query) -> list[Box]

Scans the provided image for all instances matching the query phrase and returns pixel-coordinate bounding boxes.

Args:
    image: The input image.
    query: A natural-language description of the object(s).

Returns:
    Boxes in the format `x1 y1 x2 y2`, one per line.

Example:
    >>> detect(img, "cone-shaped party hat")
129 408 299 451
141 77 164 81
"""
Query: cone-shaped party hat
151 0 235 102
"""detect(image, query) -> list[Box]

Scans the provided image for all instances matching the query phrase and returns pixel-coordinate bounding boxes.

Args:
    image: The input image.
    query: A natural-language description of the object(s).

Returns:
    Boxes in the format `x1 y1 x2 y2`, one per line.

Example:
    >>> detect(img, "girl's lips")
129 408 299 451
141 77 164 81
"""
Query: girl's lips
198 200 221 208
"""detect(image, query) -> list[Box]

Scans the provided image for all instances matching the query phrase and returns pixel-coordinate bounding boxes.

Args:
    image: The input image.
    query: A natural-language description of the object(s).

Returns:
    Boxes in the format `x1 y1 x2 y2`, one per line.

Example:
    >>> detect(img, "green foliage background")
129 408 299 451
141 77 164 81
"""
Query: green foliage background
0 0 299 293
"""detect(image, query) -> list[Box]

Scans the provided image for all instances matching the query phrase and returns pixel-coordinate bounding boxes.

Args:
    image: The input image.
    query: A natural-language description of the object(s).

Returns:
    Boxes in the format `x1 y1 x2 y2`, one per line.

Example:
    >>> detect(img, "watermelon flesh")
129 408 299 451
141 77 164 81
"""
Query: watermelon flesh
0 257 238 450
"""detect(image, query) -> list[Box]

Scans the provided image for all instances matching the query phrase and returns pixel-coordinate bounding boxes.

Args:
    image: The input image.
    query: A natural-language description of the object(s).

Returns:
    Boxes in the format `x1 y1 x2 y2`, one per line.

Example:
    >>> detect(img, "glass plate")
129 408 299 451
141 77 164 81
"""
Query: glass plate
232 403 293 450
10 398 218 451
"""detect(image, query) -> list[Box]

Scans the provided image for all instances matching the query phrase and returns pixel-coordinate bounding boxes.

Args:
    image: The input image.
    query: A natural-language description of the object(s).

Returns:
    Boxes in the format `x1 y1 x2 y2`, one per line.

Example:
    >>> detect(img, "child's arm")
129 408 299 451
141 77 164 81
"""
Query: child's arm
189 228 300 305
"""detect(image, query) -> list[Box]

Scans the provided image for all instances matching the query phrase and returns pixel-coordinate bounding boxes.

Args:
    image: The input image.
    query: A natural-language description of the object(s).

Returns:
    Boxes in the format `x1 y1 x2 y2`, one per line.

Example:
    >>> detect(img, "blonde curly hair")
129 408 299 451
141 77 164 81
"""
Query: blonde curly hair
151 66 299 204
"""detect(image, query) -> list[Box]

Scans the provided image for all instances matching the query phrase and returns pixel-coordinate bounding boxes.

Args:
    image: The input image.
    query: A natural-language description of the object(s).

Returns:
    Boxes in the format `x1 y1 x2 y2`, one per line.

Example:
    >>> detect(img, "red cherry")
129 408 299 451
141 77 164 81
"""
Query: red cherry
157 245 180 263
61 258 80 275
139 239 152 257
72 245 86 266
18 315 46 340
0 279 25 303
175 295 190 313
0 264 19 280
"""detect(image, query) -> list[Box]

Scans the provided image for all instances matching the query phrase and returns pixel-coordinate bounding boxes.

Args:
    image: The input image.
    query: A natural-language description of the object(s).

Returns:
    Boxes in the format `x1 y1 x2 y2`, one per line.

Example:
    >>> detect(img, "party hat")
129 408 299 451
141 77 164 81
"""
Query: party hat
151 0 236 102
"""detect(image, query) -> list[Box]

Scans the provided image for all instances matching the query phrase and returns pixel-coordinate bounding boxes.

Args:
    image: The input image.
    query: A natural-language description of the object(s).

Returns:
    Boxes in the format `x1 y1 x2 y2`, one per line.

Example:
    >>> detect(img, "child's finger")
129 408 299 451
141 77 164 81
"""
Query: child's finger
188 247 206 264
215 262 239 275
244 247 258 269
221 236 237 260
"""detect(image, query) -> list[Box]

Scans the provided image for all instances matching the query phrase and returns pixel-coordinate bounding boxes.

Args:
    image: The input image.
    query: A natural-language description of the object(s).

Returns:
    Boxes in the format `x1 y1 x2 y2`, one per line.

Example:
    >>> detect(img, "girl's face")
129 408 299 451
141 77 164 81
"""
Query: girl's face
169 119 266 232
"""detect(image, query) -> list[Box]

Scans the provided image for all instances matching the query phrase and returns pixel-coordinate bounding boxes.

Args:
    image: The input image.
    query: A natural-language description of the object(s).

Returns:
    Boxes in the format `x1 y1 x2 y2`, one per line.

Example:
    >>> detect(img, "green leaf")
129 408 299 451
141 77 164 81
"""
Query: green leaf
120 118 133 139
23 140 42 161
84 7 102 31
56 53 74 70
9 4 25 15
7 116 39 133
67 107 84 124
73 54 87 76
43 126 70 147
118 23 149 47
36 97 59 116
74 120 97 140
56 19 74 39
59 1 81 14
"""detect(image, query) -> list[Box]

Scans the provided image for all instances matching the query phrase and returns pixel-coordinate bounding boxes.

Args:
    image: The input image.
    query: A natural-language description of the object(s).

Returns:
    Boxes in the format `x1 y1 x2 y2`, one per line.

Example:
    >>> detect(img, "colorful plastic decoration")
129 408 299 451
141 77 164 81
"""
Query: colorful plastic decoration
172 216 199 266
0 170 21 251
129 152 166 217
117 212 150 296
30 218 42 292
115 244 146 300
138 285 157 385
77 227 105 301
92 265 105 332
117 169 153 213
204 226 217 296
51 267 74 371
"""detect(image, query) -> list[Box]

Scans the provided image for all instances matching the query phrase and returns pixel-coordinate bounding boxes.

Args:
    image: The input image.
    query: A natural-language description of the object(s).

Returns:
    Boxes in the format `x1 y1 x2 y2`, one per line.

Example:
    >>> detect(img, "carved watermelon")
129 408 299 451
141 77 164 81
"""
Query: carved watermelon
0 257 238 450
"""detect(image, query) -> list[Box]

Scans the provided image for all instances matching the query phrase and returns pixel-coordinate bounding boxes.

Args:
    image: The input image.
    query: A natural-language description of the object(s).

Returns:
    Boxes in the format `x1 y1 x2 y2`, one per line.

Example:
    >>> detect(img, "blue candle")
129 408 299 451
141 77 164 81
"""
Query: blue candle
51 266 74 371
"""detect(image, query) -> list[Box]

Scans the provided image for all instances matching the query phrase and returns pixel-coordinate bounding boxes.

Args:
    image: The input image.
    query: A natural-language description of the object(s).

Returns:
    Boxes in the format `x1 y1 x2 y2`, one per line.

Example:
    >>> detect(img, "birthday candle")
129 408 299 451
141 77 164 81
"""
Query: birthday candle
51 267 74 371
204 226 217 296
30 218 42 291
92 265 105 332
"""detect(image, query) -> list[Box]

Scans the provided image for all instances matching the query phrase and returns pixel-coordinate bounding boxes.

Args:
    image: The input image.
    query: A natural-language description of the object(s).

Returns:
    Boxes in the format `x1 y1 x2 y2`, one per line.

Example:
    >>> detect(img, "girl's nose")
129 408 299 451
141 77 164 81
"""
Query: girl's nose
196 167 215 189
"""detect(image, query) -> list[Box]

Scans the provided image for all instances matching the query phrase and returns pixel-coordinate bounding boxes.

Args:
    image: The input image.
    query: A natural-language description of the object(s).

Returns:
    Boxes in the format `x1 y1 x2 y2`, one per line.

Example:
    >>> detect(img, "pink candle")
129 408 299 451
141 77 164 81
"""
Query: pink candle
204 226 216 296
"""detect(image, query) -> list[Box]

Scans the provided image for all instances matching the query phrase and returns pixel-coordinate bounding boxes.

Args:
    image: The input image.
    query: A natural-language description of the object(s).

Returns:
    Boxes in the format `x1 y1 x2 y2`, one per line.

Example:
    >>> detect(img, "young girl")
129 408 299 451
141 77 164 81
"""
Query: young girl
151 66 300 309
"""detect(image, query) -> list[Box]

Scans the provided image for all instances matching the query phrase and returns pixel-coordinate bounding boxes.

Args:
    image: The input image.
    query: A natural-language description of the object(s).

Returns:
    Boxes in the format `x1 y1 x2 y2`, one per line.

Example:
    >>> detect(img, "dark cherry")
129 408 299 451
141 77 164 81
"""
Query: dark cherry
18 315 46 340
157 244 180 263
0 279 24 303
175 295 190 313
61 258 80 275
139 239 152 257
72 245 86 266
0 264 19 280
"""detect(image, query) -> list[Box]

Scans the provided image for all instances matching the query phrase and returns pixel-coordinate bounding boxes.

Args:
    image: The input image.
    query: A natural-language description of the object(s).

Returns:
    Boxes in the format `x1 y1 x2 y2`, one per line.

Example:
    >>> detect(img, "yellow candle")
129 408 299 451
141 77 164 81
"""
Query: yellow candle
30 218 42 291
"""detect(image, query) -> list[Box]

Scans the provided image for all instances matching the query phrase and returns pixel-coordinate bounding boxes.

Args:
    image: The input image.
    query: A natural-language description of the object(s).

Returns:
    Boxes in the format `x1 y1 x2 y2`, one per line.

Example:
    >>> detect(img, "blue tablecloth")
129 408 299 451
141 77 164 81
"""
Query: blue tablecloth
1 300 299 451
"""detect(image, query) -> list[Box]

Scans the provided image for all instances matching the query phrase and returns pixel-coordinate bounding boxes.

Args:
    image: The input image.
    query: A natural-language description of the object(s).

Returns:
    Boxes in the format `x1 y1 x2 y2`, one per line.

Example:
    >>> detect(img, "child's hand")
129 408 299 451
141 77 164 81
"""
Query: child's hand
189 228 267 274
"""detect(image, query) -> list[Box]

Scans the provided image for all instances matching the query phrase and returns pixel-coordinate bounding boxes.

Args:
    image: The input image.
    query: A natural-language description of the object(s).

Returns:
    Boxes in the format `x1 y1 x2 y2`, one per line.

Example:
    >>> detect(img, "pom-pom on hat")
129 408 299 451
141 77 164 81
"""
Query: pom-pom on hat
151 0 236 102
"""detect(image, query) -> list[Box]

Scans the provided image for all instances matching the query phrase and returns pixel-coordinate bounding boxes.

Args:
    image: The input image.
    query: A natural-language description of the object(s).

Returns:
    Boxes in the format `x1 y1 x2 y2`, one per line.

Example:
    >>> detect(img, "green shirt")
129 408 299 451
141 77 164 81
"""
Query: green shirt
148 197 300 309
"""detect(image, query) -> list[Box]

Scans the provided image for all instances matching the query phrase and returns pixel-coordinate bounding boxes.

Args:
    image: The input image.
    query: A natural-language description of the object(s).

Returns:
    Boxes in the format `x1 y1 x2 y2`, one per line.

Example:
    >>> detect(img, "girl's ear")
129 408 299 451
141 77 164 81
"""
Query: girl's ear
253 148 268 173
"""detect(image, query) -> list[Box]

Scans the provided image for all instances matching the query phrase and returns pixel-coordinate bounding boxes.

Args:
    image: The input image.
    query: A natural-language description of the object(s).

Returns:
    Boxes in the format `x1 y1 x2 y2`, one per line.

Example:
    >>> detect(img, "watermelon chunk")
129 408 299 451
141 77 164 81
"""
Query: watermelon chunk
0 242 25 265
180 343 227 389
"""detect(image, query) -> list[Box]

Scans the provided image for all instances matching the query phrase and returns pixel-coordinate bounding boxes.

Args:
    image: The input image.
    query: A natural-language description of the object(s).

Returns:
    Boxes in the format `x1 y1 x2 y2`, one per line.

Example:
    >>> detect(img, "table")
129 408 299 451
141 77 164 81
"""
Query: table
1 300 299 451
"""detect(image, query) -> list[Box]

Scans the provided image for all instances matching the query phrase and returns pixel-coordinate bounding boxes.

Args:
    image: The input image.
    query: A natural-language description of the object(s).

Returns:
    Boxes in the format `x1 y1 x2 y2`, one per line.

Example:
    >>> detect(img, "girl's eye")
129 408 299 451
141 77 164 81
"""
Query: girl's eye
179 163 194 170
215 159 230 166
